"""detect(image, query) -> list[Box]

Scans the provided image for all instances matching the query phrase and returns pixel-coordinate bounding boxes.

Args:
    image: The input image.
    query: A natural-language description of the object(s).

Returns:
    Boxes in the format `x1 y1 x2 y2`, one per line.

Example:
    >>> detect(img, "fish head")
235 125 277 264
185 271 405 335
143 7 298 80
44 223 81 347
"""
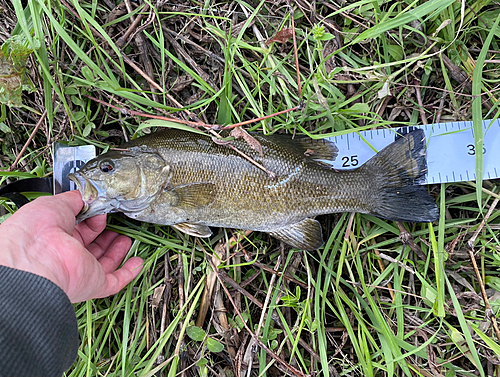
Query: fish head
68 148 170 222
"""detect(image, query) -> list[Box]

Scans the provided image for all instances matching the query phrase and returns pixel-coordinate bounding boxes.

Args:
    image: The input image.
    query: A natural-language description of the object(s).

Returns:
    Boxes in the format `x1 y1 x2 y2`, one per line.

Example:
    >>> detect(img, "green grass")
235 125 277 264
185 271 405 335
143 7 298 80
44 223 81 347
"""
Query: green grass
2 0 500 376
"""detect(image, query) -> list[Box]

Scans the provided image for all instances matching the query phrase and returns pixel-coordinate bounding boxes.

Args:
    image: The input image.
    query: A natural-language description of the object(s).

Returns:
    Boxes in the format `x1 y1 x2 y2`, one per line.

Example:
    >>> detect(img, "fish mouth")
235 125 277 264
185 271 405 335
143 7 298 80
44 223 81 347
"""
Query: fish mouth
68 172 99 220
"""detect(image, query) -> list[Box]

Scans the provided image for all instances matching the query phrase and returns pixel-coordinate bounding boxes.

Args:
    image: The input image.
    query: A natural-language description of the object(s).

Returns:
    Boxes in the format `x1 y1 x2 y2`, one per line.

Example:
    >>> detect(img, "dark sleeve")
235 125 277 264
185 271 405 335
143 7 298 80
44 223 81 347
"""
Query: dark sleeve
0 266 79 377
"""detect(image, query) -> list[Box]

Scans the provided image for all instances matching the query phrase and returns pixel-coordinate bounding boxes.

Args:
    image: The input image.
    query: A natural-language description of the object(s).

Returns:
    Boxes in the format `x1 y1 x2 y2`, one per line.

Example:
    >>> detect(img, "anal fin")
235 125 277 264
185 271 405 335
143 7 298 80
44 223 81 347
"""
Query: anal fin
268 218 323 250
172 222 212 237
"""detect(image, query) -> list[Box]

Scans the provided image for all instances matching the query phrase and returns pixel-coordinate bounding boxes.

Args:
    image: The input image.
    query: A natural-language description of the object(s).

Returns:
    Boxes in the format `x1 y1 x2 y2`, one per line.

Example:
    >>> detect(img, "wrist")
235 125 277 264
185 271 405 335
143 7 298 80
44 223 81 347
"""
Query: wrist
0 234 20 270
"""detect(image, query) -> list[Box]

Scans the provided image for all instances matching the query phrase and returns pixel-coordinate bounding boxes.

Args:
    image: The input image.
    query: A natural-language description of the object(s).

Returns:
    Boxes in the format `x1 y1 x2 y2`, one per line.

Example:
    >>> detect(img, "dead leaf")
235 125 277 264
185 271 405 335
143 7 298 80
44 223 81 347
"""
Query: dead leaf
0 35 37 107
323 39 337 73
304 149 316 156
230 127 264 159
151 285 165 310
211 136 232 146
266 28 293 45
415 329 445 377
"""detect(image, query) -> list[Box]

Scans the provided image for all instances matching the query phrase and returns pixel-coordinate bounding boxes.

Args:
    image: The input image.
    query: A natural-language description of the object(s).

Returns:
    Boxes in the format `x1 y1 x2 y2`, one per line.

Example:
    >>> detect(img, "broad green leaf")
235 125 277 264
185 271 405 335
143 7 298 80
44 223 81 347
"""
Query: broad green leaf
206 338 224 353
186 326 206 342
81 66 95 82
387 44 403 61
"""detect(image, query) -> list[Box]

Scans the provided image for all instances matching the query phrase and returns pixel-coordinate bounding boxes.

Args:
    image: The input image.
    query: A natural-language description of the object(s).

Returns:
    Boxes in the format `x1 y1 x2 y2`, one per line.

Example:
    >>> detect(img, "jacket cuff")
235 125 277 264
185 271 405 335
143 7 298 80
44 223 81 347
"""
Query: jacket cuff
0 265 78 376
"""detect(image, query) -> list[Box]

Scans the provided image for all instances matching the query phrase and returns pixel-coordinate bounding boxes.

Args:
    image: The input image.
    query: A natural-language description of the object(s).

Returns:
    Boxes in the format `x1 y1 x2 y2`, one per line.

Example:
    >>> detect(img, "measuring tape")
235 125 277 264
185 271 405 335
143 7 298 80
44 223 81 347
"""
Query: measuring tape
325 119 500 184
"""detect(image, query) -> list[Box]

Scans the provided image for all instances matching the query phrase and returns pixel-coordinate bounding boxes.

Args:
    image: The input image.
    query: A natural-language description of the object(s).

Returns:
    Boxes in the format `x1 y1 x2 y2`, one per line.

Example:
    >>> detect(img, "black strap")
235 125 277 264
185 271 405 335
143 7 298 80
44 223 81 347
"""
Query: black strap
0 178 53 208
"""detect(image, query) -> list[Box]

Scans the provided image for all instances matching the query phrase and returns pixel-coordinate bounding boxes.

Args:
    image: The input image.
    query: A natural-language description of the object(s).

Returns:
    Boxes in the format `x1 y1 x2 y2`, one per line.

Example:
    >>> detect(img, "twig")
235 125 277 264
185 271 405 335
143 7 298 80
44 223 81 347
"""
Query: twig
119 53 163 92
344 212 355 241
286 1 301 97
435 92 447 124
116 1 150 49
117 0 156 100
123 49 191 112
212 248 237 362
218 270 264 309
376 95 392 118
466 196 500 343
244 256 282 377
216 259 322 368
397 222 429 262
163 27 213 85
242 255 308 288
256 256 281 337
61 0 305 130
161 26 225 65
221 105 302 130
85 95 302 131
174 264 187 376
84 95 218 128
209 256 309 377
426 42 472 94
9 109 47 171
160 252 171 335
59 0 194 113
224 142 276 179
377 253 416 275
195 231 250 327
414 78 427 125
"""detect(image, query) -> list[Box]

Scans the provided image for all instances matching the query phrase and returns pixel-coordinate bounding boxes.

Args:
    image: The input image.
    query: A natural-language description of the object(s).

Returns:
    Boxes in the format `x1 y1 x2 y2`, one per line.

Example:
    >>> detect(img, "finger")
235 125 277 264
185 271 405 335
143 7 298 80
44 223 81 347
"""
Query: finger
73 214 107 246
87 231 127 260
54 190 85 217
96 257 143 298
94 234 132 273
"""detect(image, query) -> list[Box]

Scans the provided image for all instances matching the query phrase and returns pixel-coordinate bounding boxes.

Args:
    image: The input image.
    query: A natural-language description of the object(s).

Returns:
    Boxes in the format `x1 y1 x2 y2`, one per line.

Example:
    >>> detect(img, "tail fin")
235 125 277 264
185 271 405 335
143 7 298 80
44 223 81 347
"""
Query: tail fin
363 129 439 222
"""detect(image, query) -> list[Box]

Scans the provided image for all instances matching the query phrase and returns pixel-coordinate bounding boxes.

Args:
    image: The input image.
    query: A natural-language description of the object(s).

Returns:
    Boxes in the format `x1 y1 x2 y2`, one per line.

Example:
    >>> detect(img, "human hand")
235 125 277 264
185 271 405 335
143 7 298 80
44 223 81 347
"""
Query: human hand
0 190 143 303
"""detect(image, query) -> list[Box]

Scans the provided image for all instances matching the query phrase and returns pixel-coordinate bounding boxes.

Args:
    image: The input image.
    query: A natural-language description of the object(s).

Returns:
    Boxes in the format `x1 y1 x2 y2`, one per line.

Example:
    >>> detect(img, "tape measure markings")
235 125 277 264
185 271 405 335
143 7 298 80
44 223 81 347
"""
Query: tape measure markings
325 119 500 184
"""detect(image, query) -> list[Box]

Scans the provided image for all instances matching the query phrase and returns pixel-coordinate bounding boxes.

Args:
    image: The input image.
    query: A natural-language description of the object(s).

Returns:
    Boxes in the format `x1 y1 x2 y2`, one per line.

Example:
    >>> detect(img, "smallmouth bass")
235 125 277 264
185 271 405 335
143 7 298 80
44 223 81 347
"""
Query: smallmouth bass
68 128 439 250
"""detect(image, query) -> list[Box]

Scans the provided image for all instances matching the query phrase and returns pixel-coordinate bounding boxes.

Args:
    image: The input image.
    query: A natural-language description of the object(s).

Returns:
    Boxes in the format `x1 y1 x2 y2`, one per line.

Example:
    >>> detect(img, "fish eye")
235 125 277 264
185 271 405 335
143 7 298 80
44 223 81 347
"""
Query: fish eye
100 161 114 173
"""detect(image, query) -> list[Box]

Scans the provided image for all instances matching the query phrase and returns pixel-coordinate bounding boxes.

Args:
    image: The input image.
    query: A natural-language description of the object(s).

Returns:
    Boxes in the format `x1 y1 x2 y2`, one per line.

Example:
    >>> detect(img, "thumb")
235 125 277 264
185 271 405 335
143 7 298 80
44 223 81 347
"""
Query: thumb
54 190 85 217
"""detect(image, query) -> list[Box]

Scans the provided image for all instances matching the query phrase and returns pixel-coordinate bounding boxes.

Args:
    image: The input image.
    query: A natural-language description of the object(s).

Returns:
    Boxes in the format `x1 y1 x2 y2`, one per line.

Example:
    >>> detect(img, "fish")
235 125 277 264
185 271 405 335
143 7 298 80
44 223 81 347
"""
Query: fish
68 128 439 250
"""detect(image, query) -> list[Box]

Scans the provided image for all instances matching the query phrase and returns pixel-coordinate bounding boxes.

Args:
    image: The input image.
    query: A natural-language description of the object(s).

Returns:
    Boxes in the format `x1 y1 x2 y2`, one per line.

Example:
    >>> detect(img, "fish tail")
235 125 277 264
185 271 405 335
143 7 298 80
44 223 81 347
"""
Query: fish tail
363 129 439 222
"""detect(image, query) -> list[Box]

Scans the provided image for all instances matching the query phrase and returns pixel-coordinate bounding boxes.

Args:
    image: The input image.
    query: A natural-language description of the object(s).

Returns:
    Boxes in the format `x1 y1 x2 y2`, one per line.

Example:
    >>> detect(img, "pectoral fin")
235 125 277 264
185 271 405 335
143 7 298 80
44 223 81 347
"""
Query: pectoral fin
168 183 216 209
268 218 323 250
172 222 212 237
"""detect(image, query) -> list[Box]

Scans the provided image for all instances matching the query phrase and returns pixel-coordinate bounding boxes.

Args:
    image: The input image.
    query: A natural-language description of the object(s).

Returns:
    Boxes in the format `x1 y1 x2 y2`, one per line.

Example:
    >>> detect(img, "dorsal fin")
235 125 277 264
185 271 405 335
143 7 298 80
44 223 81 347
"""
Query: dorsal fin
256 134 338 163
